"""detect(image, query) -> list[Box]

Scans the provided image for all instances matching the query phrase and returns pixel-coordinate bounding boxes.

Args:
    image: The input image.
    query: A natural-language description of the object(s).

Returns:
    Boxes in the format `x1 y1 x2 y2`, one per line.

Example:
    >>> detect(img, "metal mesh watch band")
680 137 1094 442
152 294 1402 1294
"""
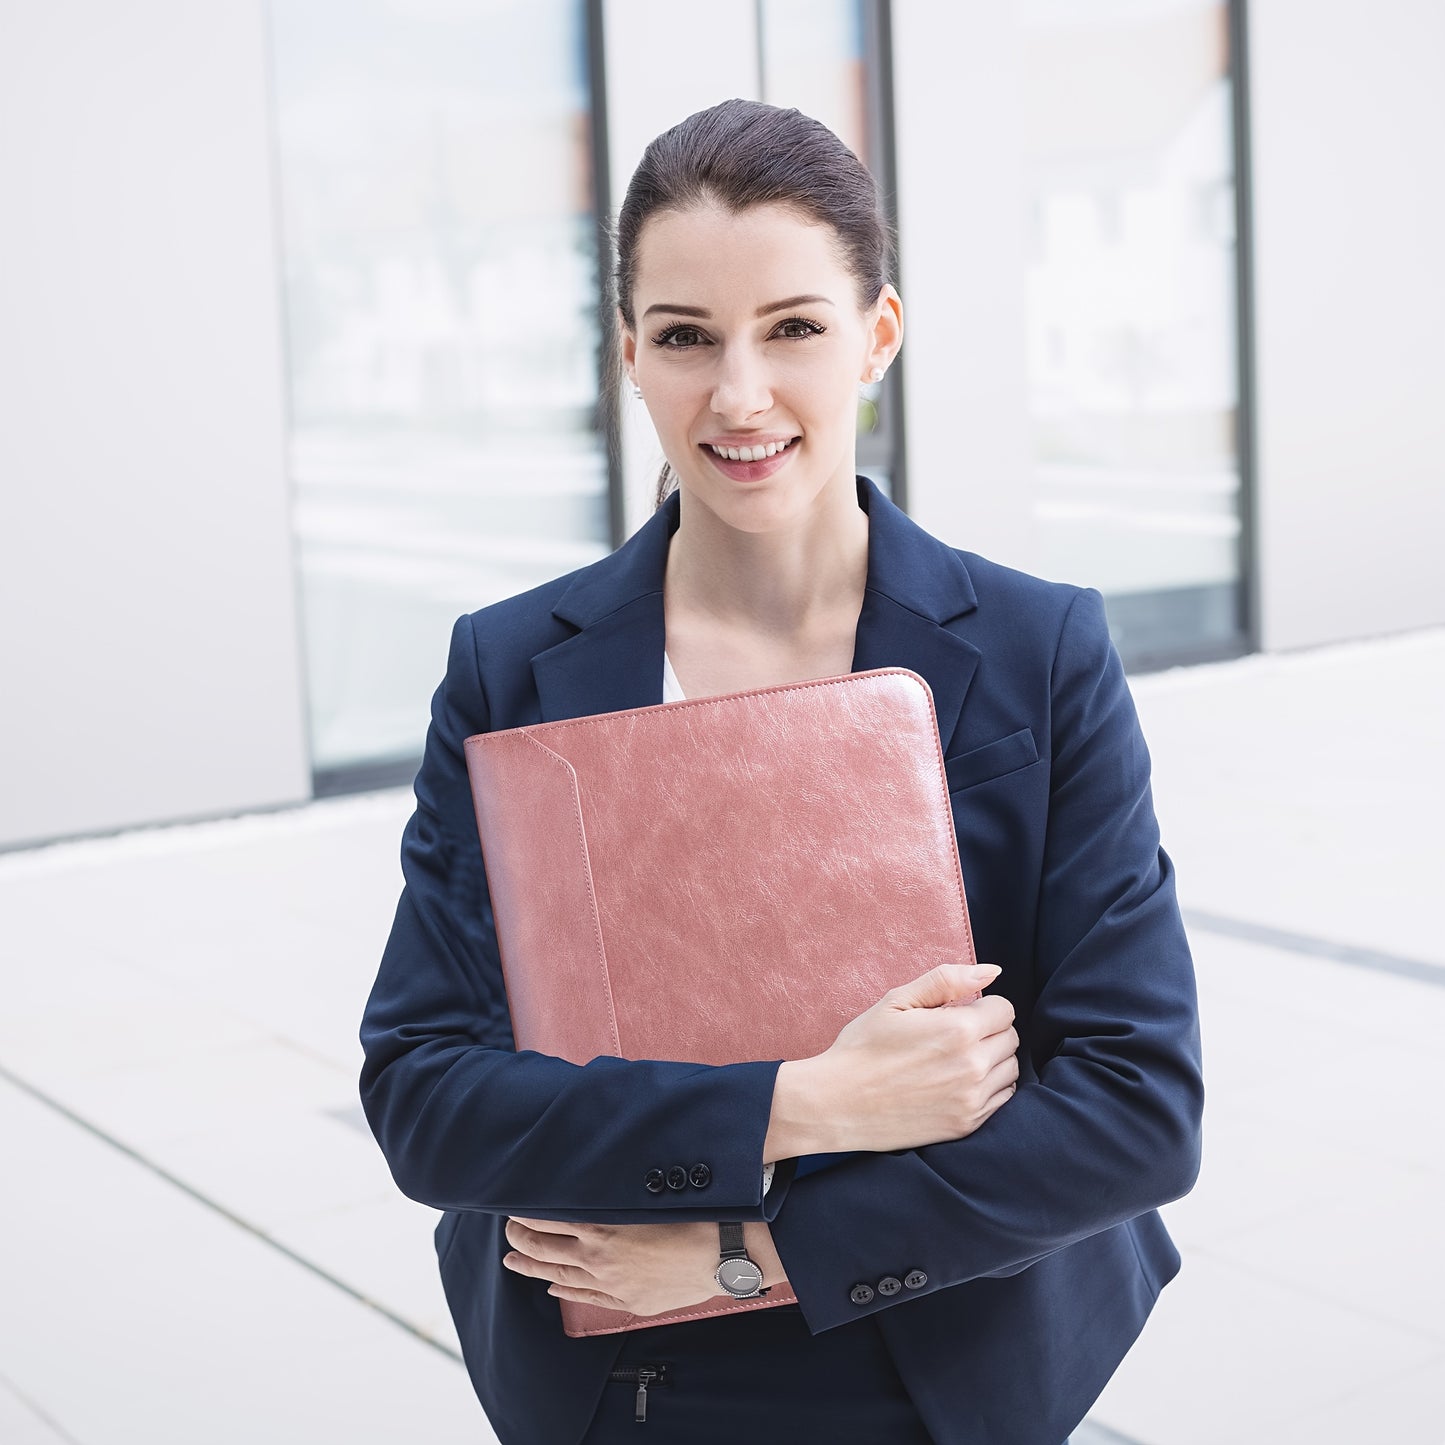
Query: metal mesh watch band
714 1221 770 1298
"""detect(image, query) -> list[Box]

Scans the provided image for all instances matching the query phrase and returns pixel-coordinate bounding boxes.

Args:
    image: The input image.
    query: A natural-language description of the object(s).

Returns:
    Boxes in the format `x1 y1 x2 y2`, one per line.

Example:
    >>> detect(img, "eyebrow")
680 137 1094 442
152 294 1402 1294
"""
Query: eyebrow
641 294 835 321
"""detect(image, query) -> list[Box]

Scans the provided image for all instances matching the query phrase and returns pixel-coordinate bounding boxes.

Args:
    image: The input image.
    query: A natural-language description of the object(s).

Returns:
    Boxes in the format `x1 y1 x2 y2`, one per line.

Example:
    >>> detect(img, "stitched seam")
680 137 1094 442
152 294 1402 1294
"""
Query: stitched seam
572 1287 801 1335
512 732 623 1059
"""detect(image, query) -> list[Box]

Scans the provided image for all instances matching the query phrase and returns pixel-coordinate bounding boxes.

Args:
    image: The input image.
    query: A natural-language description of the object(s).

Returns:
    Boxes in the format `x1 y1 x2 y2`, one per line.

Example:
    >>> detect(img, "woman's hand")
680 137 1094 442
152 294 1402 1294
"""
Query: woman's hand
501 1216 736 1318
772 963 1019 1157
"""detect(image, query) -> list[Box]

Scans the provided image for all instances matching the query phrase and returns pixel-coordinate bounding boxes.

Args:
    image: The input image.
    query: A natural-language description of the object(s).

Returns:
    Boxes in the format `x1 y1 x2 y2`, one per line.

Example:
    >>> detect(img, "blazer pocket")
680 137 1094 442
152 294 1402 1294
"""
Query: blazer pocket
944 727 1040 793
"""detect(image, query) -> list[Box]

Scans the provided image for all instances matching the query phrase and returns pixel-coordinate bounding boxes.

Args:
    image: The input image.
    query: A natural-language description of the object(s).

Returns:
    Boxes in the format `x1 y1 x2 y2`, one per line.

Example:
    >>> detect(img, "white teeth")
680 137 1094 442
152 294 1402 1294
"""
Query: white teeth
710 438 795 462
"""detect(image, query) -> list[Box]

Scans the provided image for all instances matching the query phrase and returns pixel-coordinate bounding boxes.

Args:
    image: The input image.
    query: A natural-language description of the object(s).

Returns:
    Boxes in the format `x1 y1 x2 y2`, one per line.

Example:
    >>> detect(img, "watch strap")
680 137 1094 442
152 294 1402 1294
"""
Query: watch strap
718 1220 746 1258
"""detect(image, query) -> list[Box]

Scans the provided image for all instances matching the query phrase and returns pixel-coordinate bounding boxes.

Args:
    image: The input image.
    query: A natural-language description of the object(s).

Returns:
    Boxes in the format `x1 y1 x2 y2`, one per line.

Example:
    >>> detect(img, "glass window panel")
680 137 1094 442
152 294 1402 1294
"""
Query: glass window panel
267 0 606 772
1020 0 1244 664
759 0 870 169
758 0 897 502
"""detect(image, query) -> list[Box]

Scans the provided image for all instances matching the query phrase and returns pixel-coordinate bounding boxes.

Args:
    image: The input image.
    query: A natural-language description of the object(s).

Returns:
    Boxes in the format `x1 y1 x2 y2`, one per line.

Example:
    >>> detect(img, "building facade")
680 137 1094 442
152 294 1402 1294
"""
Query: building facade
2 0 1441 849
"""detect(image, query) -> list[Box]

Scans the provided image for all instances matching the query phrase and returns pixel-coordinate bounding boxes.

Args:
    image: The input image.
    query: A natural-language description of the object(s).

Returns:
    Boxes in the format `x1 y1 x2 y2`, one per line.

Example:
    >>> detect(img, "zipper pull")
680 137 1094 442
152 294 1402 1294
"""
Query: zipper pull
634 1364 659 1422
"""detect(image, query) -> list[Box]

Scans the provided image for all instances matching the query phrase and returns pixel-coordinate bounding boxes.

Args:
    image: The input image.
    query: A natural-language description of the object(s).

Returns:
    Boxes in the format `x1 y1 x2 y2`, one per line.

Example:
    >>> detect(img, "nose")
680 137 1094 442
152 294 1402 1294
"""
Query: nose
709 344 772 424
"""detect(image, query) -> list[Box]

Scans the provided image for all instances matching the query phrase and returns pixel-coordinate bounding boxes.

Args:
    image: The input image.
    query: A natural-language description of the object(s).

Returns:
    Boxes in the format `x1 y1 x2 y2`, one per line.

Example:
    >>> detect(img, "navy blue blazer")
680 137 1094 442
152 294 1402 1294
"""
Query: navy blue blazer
359 474 1204 1445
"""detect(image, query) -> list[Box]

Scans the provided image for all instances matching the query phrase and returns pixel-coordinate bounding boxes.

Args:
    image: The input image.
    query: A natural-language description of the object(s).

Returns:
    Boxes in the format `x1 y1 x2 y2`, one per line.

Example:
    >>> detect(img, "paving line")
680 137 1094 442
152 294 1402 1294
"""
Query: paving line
0 1062 463 1366
0 1367 83 1445
1183 908 1445 989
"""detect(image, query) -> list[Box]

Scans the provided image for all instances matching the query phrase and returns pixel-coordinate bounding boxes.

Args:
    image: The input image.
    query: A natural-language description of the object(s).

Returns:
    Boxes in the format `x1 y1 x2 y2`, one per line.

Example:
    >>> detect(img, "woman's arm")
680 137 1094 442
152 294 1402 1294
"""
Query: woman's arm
760 586 1205 1334
358 612 788 1224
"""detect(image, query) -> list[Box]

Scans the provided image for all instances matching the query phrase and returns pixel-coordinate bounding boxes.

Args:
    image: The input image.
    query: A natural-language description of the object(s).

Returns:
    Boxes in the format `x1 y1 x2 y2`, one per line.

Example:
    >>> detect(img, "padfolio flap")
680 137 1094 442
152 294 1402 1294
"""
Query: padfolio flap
523 668 974 1067
463 730 619 1067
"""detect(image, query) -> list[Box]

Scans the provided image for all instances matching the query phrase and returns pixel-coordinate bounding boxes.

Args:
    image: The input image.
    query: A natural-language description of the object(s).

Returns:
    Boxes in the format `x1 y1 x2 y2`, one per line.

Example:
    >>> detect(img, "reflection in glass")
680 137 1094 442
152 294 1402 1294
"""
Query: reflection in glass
268 0 605 771
1021 0 1243 664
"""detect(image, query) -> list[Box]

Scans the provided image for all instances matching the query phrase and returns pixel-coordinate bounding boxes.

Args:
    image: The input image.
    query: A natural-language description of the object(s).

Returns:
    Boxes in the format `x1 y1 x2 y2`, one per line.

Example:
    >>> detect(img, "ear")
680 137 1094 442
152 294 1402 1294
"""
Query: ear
618 309 639 388
862 284 904 380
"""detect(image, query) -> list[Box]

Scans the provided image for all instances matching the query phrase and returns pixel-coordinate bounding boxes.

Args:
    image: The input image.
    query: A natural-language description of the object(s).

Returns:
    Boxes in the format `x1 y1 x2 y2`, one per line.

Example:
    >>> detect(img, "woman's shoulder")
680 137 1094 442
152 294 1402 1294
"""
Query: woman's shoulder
453 549 625 681
947 545 1104 649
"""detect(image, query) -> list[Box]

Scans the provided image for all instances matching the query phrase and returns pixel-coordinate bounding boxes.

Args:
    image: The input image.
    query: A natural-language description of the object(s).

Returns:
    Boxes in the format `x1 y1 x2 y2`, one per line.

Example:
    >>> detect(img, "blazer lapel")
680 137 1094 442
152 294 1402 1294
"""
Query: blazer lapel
847 477 981 758
531 475 982 756
530 501 673 724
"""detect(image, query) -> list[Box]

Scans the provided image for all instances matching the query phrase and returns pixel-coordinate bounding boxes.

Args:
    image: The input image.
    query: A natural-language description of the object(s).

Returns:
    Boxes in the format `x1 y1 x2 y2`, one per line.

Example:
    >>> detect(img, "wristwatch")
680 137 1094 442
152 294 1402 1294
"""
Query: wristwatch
714 1221 771 1299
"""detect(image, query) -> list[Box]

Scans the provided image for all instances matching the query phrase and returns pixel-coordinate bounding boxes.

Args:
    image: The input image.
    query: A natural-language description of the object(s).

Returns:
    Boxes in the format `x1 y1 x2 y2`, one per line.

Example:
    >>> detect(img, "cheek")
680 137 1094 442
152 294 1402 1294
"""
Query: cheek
642 368 701 420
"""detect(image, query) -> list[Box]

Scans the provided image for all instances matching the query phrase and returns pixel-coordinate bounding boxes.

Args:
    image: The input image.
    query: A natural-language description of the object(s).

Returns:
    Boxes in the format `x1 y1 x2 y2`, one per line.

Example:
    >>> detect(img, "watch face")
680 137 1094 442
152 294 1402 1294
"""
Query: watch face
716 1258 765 1296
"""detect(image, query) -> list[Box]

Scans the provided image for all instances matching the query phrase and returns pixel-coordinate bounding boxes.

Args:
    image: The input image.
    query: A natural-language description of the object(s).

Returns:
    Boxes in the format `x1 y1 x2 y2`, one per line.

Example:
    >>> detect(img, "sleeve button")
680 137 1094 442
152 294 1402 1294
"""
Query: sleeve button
665 1165 689 1191
903 1270 928 1290
877 1275 902 1296
849 1283 875 1306
688 1163 712 1188
644 1169 666 1194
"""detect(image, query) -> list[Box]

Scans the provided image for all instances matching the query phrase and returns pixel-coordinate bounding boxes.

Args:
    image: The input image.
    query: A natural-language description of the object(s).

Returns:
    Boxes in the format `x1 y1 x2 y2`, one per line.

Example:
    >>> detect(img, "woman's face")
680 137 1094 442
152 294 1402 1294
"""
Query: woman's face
621 201 902 534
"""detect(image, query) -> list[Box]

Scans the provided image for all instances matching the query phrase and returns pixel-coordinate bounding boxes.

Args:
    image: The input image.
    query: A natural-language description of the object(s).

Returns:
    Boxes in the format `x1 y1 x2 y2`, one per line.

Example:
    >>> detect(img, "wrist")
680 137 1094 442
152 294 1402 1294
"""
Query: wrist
764 1056 840 1161
742 1220 788 1291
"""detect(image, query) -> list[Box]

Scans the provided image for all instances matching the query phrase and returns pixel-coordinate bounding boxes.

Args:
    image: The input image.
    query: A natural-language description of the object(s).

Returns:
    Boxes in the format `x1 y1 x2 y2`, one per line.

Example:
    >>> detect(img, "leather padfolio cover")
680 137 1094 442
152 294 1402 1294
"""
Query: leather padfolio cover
462 666 976 1337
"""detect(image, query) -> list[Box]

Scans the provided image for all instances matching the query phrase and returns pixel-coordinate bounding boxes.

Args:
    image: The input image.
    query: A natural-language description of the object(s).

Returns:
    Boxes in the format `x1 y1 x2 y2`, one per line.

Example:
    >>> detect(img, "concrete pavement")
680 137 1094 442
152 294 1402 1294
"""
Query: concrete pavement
2 627 1442 1444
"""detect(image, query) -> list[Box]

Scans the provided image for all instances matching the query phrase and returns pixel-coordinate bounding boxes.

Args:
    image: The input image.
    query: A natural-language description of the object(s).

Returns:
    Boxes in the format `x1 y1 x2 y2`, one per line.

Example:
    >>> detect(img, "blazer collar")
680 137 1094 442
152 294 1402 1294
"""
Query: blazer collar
531 475 982 753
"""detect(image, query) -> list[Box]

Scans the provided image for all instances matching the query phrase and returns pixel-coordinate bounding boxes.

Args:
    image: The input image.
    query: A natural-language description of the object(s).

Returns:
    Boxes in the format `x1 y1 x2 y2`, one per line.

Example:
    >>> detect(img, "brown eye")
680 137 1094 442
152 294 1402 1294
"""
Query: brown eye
653 324 706 349
774 317 826 340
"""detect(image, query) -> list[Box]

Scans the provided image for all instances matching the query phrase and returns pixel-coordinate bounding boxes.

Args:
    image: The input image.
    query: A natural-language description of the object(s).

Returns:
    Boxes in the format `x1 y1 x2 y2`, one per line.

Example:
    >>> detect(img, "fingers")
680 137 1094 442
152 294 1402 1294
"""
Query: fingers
978 1079 1019 1124
979 1051 1020 1100
505 1218 584 1268
974 997 1018 1036
509 1216 587 1236
503 1242 593 1289
888 962 1002 1010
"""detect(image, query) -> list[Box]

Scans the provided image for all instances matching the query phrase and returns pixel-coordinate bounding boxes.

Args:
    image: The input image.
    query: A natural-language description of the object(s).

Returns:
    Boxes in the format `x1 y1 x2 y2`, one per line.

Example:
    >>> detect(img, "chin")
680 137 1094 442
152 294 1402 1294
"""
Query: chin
686 478 825 532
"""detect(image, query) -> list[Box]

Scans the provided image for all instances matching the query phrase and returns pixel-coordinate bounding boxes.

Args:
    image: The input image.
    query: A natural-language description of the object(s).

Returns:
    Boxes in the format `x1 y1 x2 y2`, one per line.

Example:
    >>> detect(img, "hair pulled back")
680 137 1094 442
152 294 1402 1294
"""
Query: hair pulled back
616 98 892 329
613 99 894 506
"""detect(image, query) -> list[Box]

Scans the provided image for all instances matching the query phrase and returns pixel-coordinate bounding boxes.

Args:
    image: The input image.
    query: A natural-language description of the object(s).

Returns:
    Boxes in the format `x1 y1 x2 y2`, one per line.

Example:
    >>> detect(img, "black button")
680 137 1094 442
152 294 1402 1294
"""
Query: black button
665 1165 689 1191
849 1283 875 1306
688 1163 712 1189
644 1168 666 1194
877 1275 902 1297
904 1270 928 1290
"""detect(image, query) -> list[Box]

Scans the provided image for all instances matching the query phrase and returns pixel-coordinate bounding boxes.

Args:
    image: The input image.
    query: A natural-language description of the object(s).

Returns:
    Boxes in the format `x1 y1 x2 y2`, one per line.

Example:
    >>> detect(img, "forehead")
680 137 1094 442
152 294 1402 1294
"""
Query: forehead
632 201 852 310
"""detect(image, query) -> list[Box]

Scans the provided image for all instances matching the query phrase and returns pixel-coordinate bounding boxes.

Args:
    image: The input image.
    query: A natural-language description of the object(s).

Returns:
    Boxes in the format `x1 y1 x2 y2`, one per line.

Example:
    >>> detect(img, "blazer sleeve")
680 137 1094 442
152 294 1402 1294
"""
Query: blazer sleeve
765 586 1205 1334
358 612 793 1222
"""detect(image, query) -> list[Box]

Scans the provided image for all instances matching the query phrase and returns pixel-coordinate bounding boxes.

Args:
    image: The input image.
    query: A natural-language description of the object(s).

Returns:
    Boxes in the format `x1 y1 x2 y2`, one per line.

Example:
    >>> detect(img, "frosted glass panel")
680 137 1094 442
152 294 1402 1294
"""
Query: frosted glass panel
268 0 607 770
1021 0 1244 661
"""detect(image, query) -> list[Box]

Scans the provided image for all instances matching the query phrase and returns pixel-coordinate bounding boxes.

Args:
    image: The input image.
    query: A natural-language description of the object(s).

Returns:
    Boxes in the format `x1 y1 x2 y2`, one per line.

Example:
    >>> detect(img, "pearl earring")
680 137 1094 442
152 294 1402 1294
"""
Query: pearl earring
869 366 885 383
632 383 643 399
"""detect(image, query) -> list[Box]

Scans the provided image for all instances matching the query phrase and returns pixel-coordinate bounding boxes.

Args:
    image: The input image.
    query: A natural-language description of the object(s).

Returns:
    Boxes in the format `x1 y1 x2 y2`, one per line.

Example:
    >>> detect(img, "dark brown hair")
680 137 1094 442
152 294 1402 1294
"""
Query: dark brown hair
613 99 894 508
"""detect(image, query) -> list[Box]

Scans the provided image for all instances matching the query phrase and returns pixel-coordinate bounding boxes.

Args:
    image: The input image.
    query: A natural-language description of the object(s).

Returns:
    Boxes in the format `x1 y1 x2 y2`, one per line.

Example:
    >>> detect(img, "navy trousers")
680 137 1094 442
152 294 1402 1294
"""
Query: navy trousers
579 1300 935 1442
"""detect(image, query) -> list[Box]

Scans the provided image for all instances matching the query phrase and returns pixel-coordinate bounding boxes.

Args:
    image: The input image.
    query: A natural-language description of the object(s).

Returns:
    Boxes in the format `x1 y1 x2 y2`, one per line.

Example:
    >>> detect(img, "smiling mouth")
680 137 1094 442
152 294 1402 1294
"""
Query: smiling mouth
703 437 800 463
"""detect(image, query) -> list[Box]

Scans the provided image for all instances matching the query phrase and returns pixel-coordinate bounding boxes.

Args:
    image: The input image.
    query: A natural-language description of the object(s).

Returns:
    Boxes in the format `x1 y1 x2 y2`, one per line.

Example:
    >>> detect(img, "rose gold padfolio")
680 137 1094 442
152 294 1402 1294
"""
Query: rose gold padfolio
462 666 976 1337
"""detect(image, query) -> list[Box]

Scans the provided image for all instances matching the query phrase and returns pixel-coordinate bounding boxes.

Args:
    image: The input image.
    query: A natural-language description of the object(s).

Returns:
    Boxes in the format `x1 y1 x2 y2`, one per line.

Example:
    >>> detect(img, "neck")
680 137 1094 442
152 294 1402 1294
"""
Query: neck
663 476 870 640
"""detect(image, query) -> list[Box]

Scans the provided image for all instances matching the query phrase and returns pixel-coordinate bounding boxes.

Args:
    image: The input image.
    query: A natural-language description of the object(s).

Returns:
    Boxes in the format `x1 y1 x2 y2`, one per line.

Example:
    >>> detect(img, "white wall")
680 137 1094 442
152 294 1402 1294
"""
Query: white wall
889 1 1038 570
1248 0 1445 650
0 1 310 849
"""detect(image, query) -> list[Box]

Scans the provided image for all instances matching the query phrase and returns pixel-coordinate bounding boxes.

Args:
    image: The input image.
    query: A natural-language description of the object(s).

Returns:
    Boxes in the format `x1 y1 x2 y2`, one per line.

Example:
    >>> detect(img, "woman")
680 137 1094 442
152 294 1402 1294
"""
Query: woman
359 99 1203 1445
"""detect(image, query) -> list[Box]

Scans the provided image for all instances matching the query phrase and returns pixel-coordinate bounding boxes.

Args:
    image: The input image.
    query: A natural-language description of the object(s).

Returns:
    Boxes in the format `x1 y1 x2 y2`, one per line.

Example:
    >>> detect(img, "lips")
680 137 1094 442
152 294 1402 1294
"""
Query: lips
699 435 801 484
706 437 798 463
